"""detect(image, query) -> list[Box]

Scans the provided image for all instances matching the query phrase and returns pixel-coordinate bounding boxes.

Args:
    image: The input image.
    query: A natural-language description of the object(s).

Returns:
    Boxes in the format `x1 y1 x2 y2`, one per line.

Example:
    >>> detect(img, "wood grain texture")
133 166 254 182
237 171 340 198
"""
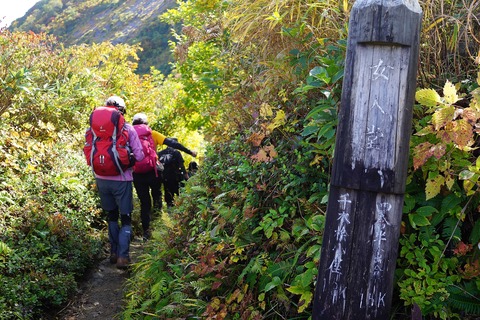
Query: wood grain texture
313 0 422 318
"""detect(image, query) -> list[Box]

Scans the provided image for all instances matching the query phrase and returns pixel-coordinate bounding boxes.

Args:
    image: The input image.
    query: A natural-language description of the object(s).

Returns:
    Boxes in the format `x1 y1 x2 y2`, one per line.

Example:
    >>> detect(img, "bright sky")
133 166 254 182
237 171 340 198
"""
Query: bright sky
1 0 40 27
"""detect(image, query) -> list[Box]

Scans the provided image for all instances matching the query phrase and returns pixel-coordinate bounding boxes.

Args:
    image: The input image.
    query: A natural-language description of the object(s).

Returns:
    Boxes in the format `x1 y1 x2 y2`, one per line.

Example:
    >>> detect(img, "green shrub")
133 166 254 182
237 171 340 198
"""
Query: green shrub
0 123 102 319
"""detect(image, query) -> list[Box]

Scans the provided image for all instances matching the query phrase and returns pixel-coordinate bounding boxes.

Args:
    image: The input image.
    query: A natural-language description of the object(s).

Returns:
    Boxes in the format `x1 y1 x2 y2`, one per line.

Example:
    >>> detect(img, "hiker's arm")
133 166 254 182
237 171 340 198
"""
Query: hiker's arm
151 130 166 151
128 125 145 161
164 138 197 157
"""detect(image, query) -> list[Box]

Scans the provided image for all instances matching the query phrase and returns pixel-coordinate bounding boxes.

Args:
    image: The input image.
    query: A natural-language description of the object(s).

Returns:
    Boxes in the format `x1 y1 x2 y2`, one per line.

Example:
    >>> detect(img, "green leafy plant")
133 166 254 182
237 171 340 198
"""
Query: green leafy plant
0 125 103 318
397 233 461 319
395 74 480 318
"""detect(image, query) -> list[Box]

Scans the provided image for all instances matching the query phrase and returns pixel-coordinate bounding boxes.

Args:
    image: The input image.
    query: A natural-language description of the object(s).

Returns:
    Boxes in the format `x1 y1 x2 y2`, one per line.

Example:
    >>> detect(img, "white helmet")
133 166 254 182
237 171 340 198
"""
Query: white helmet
132 113 148 125
105 96 126 115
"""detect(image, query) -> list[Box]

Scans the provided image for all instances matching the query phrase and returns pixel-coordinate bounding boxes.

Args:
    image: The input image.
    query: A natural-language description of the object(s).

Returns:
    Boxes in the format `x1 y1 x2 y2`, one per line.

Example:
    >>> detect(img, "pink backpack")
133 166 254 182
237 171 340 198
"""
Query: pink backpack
133 124 157 175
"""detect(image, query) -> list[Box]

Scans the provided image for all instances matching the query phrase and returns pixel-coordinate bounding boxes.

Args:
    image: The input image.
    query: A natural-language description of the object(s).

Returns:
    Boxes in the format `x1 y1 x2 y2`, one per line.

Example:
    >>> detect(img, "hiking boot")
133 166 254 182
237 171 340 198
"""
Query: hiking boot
116 257 131 270
143 230 151 242
109 253 118 264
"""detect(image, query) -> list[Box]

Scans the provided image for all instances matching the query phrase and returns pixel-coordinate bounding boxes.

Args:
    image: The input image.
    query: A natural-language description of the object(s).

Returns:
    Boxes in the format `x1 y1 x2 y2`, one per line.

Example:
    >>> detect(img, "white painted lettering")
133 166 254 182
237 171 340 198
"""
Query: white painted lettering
370 59 394 81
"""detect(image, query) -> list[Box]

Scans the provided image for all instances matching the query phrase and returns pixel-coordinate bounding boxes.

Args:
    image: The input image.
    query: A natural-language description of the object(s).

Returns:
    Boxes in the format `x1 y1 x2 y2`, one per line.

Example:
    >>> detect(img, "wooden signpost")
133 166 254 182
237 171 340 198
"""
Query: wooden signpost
312 0 422 319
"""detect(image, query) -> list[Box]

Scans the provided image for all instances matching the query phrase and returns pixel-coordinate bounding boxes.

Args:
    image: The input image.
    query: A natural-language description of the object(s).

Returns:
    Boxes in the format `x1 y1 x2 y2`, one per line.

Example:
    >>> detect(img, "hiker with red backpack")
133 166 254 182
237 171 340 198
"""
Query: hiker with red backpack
131 113 197 240
84 96 144 269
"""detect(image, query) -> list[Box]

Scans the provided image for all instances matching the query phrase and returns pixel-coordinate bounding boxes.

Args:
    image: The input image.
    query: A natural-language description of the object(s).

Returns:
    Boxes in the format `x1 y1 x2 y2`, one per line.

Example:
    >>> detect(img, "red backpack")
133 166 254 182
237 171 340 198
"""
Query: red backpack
133 124 157 175
83 106 132 176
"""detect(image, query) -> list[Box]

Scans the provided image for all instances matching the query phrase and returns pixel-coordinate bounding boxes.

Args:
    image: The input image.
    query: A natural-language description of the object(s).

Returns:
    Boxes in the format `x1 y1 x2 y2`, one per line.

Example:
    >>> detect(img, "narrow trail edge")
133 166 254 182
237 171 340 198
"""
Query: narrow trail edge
56 239 144 320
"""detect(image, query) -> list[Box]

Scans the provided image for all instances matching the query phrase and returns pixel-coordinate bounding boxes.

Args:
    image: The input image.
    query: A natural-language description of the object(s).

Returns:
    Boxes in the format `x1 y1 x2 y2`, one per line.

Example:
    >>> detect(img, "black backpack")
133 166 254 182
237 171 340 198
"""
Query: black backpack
158 151 176 168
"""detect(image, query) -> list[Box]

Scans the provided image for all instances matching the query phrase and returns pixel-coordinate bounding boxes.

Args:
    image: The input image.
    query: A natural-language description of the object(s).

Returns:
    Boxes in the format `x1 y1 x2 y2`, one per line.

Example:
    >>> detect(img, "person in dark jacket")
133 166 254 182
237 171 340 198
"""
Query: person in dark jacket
131 114 196 240
158 139 189 208
188 161 198 177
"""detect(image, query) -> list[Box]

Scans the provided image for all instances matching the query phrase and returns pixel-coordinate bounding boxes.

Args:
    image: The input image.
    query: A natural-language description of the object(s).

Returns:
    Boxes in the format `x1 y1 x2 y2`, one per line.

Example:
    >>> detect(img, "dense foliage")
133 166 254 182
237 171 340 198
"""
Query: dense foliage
0 127 102 319
123 0 480 319
1 0 480 319
0 29 198 319
0 31 103 319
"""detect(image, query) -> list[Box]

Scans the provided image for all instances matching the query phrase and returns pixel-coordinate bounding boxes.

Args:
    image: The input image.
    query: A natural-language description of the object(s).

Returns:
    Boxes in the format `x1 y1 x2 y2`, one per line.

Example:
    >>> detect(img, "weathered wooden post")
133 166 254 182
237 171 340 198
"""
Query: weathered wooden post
312 0 422 319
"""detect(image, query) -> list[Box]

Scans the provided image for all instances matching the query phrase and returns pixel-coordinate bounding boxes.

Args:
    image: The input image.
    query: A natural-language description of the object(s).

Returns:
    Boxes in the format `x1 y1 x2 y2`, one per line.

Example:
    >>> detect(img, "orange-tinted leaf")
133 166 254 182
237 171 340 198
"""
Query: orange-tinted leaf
453 241 472 256
436 129 454 144
432 105 455 130
433 144 446 159
227 289 241 304
462 107 479 123
413 142 445 170
251 148 269 162
451 119 473 148
460 259 480 279
247 132 265 147
244 206 258 219
256 183 267 191
264 144 277 158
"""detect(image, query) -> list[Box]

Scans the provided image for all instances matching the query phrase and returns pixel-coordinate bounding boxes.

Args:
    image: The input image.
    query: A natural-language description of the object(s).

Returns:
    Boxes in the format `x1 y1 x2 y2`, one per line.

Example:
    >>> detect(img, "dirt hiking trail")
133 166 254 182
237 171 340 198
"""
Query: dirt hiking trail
54 238 144 320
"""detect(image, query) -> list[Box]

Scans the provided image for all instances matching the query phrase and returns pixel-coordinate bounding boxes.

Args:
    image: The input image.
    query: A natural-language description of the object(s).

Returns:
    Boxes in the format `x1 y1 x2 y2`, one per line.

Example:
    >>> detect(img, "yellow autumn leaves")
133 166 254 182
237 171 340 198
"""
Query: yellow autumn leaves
415 80 479 151
414 78 480 199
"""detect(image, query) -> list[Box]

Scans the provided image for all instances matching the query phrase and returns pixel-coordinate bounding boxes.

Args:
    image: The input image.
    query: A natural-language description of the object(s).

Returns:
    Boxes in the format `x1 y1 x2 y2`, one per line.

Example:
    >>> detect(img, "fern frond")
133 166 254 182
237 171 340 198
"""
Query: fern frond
266 259 294 280
190 277 216 296
151 277 169 300
418 225 437 243
238 253 264 280
182 298 208 309
469 219 480 244
442 216 461 242
0 241 12 256
446 283 480 315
